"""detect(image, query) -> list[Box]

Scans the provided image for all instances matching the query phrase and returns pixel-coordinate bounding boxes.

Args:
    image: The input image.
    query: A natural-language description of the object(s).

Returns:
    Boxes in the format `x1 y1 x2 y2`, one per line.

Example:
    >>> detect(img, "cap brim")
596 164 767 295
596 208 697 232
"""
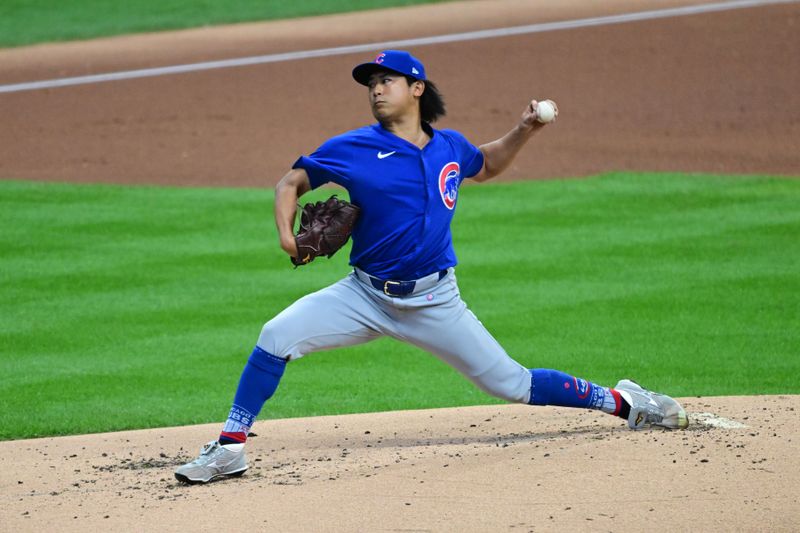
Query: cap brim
352 63 403 86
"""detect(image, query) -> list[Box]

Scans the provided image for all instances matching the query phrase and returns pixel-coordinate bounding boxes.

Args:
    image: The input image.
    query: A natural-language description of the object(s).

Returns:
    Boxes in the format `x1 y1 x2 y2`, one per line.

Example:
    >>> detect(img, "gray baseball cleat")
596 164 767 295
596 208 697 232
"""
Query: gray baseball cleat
615 379 689 430
174 440 248 484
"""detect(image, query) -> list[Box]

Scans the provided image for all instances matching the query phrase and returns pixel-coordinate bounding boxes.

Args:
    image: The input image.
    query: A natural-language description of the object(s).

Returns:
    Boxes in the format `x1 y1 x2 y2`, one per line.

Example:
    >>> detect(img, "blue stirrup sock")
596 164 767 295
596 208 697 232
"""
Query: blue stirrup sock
219 346 287 445
527 368 624 416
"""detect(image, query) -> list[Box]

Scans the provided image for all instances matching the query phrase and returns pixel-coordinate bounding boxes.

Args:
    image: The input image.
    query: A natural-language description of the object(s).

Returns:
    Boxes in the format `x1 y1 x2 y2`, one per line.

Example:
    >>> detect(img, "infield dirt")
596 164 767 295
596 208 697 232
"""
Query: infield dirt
1 1 799 531
3 397 799 531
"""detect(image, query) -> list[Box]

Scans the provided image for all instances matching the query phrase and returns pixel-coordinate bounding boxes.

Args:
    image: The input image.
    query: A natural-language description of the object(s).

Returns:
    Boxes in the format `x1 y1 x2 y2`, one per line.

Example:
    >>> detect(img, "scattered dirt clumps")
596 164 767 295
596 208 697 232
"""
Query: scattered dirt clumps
2 397 798 531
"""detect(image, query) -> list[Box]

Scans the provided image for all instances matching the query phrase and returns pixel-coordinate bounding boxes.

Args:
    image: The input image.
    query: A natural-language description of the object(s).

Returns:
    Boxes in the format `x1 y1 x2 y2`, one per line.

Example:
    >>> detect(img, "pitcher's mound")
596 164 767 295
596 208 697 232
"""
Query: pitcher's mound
3 395 798 531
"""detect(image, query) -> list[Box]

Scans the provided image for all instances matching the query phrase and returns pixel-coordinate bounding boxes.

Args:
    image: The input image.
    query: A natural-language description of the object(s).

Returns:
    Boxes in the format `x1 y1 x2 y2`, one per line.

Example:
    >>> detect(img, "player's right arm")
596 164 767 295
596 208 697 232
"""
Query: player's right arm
274 168 312 258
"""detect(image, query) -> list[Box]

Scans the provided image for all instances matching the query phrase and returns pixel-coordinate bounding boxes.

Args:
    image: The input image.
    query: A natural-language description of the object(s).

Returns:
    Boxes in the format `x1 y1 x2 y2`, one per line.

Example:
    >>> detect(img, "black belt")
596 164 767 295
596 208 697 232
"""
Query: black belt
356 268 449 297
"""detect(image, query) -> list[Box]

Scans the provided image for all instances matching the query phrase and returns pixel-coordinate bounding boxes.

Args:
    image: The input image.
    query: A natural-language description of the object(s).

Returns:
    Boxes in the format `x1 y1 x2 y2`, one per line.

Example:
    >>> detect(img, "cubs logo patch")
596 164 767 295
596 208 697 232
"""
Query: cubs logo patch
574 377 591 400
374 53 386 64
438 161 460 210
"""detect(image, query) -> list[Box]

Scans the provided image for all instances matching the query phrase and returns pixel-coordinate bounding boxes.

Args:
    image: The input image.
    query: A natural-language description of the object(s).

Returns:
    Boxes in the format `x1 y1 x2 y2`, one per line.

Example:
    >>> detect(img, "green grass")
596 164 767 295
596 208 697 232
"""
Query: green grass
1 173 798 440
0 0 452 48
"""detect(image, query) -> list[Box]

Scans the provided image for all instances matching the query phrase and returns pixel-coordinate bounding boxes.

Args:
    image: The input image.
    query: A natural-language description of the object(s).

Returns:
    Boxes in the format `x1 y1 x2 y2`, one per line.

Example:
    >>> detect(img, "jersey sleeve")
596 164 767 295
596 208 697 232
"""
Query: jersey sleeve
292 136 353 190
442 129 484 179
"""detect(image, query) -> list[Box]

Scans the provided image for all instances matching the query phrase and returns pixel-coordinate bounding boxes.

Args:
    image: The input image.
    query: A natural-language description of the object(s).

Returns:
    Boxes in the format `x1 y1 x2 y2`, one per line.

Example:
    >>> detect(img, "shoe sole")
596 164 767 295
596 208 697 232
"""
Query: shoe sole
174 467 247 485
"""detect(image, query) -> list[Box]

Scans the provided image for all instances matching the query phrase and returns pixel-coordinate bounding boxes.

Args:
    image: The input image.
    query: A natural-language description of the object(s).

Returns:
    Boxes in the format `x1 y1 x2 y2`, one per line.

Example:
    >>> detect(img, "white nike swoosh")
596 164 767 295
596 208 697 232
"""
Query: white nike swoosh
377 151 396 159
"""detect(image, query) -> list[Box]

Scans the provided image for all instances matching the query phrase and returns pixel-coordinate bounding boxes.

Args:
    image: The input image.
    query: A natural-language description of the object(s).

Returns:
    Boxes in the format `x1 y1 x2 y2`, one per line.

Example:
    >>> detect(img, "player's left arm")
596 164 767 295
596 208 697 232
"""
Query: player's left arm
471 99 558 183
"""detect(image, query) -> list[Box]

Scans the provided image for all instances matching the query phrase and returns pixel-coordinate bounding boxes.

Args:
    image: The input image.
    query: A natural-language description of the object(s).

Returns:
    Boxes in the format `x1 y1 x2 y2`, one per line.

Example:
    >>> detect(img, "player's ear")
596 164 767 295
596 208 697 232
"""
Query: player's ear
412 80 425 97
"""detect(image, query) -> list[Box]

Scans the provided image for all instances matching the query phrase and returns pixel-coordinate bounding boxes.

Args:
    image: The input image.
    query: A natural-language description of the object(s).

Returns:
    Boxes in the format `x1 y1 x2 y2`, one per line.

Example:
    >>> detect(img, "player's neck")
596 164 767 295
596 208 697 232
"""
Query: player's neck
380 113 429 149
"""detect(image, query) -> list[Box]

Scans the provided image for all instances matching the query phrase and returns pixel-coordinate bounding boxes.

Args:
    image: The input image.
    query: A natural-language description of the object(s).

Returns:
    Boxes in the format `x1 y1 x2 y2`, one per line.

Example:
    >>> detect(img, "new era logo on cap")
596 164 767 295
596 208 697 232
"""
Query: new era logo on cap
352 50 427 86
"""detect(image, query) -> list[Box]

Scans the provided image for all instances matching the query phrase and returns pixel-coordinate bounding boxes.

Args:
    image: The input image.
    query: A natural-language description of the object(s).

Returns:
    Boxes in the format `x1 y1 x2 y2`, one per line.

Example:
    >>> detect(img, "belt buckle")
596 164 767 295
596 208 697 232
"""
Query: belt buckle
384 280 402 296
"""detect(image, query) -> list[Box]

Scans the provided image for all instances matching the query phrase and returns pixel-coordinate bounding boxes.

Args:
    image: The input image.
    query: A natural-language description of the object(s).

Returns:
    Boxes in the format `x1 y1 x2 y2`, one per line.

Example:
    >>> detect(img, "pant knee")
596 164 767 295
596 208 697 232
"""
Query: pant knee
257 320 286 359
471 361 530 403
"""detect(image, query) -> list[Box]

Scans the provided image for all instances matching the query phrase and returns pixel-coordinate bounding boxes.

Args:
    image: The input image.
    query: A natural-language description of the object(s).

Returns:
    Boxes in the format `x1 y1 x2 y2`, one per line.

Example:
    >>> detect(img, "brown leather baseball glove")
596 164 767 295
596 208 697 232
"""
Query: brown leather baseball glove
291 195 360 267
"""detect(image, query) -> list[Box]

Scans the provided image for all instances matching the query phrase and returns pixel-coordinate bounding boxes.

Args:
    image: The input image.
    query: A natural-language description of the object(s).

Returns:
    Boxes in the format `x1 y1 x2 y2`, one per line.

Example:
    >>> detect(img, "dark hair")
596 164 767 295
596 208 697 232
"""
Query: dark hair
405 76 446 123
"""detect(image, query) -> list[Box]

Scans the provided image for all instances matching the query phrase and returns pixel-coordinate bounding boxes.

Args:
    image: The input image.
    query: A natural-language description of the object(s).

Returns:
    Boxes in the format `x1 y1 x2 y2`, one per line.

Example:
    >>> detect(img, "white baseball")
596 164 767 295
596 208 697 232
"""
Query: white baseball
536 100 556 123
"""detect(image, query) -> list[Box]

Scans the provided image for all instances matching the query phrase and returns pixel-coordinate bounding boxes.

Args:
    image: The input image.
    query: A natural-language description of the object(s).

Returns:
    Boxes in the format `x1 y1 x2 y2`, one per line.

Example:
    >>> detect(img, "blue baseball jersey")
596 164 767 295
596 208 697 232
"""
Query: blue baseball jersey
293 123 484 280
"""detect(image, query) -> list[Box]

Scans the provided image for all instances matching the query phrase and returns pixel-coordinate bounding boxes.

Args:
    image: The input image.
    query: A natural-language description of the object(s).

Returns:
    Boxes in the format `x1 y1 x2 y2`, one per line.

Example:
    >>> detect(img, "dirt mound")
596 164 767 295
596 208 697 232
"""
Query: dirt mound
2 396 798 531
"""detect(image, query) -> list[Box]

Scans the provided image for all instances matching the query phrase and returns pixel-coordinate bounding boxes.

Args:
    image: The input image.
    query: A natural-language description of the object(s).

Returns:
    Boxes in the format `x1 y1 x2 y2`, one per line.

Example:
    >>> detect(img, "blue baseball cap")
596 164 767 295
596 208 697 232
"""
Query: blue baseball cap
352 50 426 86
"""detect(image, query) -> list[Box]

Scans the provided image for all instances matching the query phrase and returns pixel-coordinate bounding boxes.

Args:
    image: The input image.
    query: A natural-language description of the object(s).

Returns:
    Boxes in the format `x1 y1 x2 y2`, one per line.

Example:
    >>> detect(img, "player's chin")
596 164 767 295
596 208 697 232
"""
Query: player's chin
371 106 391 121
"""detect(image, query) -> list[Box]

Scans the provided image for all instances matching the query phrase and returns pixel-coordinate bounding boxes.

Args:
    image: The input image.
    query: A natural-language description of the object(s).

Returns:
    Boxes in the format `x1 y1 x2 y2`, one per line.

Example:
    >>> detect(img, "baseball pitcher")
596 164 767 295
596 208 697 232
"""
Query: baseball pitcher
175 50 688 484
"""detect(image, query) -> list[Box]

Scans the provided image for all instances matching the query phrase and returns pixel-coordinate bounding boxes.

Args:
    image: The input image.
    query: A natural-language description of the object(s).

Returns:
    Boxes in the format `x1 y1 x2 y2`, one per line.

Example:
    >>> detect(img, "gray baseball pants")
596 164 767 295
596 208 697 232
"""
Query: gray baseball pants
256 269 532 403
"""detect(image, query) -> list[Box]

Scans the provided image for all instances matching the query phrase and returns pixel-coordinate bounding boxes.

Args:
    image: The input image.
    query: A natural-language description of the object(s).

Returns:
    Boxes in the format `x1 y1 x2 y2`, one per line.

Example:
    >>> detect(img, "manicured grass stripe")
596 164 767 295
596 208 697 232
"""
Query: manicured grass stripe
0 0 453 48
0 173 798 439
